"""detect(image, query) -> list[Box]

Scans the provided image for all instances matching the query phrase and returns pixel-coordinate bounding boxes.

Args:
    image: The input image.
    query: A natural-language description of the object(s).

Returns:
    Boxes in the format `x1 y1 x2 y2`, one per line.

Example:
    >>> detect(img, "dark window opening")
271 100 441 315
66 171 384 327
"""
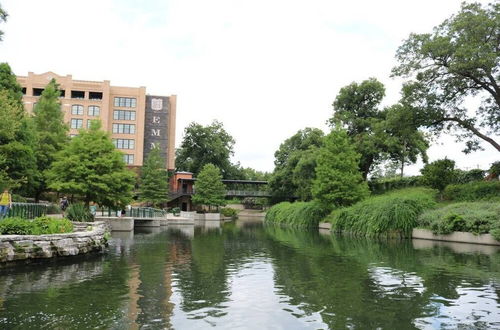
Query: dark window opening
59 90 66 98
71 90 85 99
21 87 26 95
89 92 103 100
33 88 44 96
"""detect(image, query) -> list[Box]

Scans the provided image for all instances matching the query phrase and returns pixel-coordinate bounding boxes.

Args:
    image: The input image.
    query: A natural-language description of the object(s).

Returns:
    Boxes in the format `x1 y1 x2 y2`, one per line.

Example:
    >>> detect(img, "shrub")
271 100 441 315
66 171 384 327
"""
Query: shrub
169 207 181 216
46 203 61 214
0 217 35 235
66 203 94 222
0 216 74 235
326 188 437 238
418 202 500 238
220 207 238 218
32 216 74 234
265 201 330 228
454 169 485 184
443 181 500 201
368 176 422 194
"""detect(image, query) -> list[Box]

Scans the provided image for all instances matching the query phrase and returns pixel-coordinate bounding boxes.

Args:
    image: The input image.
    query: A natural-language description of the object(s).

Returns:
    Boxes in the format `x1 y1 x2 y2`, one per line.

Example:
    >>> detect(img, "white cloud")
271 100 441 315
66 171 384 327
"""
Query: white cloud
1 0 496 173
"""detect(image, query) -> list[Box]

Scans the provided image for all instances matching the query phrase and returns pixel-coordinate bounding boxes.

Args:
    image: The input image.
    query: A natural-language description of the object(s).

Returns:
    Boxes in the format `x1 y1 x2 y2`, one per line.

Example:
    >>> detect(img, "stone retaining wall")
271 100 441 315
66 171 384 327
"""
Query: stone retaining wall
0 221 109 264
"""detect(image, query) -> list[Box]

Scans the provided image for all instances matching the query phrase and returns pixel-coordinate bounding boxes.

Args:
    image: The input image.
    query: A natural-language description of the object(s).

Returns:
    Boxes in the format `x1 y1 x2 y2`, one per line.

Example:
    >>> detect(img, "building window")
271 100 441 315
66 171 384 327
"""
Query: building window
88 105 100 116
71 90 85 99
70 119 83 129
87 120 93 128
113 139 135 149
112 124 135 134
113 110 136 121
89 92 103 100
114 97 136 108
123 154 134 165
71 105 84 115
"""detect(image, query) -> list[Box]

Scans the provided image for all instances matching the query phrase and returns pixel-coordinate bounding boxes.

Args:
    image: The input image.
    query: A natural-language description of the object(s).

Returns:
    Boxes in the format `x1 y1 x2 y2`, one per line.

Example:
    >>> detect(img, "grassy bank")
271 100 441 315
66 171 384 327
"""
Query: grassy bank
326 188 437 238
264 201 329 228
418 202 500 240
443 181 500 202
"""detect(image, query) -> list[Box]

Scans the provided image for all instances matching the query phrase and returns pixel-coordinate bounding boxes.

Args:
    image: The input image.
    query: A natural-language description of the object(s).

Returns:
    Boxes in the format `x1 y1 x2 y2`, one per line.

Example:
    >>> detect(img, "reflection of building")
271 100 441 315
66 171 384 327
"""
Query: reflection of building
16 72 176 170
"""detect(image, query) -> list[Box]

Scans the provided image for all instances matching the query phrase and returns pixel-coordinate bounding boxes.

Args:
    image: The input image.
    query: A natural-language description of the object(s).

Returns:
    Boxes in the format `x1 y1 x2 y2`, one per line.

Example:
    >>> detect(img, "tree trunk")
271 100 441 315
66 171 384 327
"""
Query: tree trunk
438 117 500 152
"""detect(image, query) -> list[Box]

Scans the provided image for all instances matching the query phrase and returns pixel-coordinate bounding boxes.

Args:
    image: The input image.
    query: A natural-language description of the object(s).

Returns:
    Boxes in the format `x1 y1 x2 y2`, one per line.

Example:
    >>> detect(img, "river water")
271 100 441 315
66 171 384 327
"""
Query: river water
0 217 499 329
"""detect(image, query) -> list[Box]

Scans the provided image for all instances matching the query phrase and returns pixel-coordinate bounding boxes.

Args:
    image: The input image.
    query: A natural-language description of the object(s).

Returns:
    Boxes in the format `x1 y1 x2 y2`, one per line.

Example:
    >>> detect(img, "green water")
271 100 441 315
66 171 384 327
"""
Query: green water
0 218 499 329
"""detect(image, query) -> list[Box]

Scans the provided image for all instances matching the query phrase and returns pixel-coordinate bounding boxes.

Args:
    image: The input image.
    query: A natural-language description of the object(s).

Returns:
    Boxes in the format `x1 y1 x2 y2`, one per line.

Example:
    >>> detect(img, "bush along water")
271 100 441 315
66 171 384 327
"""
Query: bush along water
220 207 238 219
265 201 330 228
326 188 437 238
443 181 500 202
418 202 500 240
66 203 94 222
0 216 74 235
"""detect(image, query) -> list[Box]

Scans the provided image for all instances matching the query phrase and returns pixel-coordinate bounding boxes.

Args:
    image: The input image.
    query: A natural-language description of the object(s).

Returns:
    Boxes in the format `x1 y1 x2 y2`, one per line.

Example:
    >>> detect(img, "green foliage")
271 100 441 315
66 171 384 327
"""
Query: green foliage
169 207 180 215
368 176 422 194
443 181 500 202
175 120 236 177
489 161 500 179
220 207 238 218
33 79 69 200
192 164 226 209
0 216 73 235
420 158 456 193
393 2 500 152
139 147 169 207
312 126 369 208
418 202 500 238
47 121 135 209
46 203 61 214
269 128 324 203
66 203 94 222
327 188 437 237
0 4 7 41
454 169 485 184
264 201 329 228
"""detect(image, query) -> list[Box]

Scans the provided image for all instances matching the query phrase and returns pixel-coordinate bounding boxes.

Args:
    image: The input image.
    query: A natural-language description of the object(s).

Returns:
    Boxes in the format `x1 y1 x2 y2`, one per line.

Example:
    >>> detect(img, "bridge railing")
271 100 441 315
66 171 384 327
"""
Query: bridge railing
225 190 271 197
0 203 49 220
129 207 167 218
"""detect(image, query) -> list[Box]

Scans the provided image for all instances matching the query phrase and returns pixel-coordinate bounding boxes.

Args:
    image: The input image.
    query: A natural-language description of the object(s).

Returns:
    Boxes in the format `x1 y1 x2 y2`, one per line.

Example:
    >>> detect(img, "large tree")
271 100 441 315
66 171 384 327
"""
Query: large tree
392 2 500 153
192 163 226 210
0 63 38 193
0 4 7 41
139 147 169 207
312 126 369 208
176 120 236 177
32 79 69 200
329 78 429 178
47 121 135 208
420 158 456 199
269 127 324 203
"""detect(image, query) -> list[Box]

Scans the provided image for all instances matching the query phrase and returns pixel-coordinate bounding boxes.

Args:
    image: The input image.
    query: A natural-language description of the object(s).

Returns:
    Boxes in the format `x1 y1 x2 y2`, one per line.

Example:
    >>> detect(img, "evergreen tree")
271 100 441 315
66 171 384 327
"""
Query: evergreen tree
312 126 369 208
33 79 69 200
47 121 135 208
139 147 169 207
192 164 226 211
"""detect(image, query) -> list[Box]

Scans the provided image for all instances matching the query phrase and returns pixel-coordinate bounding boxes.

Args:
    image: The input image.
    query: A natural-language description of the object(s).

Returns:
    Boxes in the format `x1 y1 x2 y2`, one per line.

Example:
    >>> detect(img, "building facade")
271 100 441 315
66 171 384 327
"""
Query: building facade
16 72 176 170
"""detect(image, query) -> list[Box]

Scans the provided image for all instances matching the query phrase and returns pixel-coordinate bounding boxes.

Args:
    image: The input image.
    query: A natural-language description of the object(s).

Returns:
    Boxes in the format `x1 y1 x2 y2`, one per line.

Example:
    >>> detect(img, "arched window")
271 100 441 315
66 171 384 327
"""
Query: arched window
71 104 84 115
88 105 100 116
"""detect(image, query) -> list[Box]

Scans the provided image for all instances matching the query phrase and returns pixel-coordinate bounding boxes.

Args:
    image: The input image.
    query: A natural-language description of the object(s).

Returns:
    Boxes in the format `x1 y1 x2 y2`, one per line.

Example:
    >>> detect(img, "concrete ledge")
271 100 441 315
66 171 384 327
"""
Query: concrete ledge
96 216 134 231
0 221 109 264
319 222 332 230
134 218 160 227
205 213 221 221
412 228 500 246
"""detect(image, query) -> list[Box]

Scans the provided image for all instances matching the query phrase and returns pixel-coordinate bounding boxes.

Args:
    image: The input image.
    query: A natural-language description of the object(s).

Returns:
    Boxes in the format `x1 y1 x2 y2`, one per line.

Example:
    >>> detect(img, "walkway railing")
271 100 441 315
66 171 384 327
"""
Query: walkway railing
225 190 271 197
1 203 48 220
129 207 167 218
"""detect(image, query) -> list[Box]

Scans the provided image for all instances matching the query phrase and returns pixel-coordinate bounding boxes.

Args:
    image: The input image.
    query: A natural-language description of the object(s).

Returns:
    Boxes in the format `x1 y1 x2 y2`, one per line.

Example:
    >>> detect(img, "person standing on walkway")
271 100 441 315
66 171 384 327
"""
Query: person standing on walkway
0 189 12 218
60 196 69 216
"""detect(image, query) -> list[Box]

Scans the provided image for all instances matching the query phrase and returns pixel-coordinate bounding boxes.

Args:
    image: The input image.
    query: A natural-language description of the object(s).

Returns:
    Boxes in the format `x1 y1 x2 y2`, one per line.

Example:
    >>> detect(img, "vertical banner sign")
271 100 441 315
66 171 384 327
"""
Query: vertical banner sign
143 95 169 167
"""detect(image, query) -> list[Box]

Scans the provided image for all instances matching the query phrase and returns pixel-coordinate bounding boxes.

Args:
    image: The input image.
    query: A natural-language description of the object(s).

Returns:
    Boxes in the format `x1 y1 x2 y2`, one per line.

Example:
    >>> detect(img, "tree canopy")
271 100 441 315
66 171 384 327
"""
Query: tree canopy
312 126 369 208
176 120 236 177
420 158 456 197
393 1 500 153
269 128 324 203
0 4 7 41
139 147 169 207
47 121 135 208
192 163 226 210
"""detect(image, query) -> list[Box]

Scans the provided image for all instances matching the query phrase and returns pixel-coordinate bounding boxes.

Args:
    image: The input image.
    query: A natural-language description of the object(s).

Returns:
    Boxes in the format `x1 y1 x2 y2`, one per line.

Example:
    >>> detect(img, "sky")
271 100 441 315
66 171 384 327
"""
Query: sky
0 0 497 174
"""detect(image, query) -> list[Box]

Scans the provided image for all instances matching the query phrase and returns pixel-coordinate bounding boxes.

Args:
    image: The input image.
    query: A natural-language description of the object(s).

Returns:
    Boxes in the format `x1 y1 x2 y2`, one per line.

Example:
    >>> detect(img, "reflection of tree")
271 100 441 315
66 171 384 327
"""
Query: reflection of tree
264 226 500 329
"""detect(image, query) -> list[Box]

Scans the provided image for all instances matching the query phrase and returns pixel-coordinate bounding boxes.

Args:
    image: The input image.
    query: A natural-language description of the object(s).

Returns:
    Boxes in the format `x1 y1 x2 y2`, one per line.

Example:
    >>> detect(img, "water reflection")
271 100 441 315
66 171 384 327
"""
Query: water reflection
0 219 498 329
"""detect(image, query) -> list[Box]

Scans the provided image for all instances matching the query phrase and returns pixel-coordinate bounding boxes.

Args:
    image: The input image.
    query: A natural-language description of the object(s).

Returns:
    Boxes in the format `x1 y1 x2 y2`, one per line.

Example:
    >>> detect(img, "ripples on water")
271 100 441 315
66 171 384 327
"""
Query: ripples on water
0 219 498 329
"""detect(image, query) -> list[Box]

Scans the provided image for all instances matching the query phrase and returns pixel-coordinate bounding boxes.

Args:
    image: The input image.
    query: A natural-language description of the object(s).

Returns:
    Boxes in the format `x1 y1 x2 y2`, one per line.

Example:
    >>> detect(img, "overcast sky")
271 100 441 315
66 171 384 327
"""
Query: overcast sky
1 0 497 174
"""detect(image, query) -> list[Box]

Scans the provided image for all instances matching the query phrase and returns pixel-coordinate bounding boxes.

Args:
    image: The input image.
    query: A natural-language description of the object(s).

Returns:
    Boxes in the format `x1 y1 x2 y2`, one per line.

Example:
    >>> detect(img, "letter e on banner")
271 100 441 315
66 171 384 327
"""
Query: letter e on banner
152 116 161 124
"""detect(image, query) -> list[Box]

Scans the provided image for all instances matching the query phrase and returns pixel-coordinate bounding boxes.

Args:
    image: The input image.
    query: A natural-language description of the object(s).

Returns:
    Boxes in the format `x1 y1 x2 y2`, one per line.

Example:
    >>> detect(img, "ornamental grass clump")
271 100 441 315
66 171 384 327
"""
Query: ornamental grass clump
327 188 437 238
265 201 329 228
418 202 500 240
66 203 94 222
